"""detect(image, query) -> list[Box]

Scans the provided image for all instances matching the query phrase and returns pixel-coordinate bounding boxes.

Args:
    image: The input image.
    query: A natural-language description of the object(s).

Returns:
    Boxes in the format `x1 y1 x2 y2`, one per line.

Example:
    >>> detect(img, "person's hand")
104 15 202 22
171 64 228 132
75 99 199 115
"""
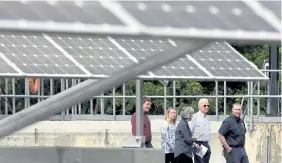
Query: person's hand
227 147 232 153
194 143 202 150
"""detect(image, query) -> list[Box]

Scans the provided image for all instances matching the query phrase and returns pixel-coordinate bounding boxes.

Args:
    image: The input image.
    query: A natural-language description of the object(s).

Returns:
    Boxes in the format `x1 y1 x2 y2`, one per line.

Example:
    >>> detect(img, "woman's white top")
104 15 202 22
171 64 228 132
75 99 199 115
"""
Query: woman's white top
160 121 176 154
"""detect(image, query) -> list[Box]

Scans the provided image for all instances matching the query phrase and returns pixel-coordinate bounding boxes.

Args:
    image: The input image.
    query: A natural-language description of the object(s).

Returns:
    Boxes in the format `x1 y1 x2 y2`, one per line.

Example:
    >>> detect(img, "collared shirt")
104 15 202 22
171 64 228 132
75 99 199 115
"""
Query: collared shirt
160 121 176 153
218 115 246 147
131 112 152 143
190 111 211 143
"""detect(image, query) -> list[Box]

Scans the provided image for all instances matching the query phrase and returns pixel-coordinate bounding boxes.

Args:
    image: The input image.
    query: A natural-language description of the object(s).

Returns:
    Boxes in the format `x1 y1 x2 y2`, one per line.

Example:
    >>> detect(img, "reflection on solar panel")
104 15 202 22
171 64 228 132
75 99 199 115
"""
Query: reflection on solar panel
49 35 138 75
0 33 88 77
0 1 280 42
0 1 124 25
0 54 19 74
120 1 276 31
113 37 209 78
259 1 281 20
190 42 266 78
0 32 269 80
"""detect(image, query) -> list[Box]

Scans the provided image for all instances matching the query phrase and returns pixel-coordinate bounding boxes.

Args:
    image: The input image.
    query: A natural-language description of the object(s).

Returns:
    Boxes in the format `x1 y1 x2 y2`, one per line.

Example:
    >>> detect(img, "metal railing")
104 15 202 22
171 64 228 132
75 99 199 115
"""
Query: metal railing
0 70 281 122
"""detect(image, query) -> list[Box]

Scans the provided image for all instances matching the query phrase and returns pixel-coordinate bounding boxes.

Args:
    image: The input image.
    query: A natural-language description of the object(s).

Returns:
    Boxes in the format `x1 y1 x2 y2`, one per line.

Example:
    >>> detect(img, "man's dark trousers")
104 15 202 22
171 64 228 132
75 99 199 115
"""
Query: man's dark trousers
223 147 249 163
145 142 153 148
193 141 211 163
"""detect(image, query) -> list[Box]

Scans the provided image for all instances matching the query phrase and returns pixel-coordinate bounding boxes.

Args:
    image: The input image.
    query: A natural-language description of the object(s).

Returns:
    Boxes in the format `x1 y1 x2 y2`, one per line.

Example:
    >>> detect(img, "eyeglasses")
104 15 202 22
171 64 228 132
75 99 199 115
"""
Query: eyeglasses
203 105 209 107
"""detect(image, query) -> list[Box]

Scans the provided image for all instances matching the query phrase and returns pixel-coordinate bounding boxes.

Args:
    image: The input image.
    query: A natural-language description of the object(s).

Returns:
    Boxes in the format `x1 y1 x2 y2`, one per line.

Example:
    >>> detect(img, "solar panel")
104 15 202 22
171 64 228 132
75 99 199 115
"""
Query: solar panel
0 32 88 76
190 42 267 79
112 37 209 78
0 32 269 80
119 1 276 32
0 1 280 42
259 1 281 21
49 35 139 76
0 55 19 74
0 1 124 25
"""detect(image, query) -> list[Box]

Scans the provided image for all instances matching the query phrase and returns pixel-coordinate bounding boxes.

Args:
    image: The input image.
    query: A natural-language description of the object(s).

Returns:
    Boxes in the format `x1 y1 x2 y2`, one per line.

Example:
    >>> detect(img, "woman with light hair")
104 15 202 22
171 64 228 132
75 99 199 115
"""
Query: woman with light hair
174 107 203 163
160 107 177 163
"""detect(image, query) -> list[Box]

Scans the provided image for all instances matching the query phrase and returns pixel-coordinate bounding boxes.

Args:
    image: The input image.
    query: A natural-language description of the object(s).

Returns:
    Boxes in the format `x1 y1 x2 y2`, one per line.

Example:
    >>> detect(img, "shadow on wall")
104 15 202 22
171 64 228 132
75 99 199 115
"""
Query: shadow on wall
253 123 281 163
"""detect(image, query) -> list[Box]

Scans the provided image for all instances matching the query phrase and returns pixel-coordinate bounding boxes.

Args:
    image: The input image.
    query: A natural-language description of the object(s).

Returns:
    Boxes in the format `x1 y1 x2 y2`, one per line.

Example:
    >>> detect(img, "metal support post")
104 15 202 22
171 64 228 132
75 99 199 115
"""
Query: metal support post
65 79 69 115
101 92 104 115
37 78 41 103
77 79 82 114
123 83 126 115
24 78 30 109
215 81 219 121
40 78 44 102
90 97 93 115
0 40 210 138
223 81 227 115
247 82 251 118
249 81 254 131
4 78 8 115
71 79 77 115
12 78 15 114
60 79 65 120
164 85 167 113
257 81 260 116
173 80 176 108
136 80 144 137
280 47 282 115
267 45 279 116
113 87 116 120
50 79 54 96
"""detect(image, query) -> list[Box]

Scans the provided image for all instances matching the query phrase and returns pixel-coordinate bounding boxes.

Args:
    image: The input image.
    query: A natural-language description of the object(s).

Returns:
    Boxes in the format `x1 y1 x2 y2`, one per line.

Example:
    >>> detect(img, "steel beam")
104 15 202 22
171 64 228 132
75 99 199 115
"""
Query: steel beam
267 45 279 116
0 40 210 138
135 80 144 136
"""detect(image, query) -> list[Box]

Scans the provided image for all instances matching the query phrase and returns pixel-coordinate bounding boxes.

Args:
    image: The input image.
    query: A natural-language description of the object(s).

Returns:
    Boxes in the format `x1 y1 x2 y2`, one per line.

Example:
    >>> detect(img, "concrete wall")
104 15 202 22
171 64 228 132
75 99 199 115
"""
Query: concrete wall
0 147 165 163
0 120 281 163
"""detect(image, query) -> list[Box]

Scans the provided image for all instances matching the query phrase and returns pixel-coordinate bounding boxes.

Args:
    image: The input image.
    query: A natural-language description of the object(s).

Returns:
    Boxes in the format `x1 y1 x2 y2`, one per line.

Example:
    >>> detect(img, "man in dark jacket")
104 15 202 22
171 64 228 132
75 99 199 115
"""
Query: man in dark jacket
174 107 203 163
131 97 153 148
218 103 249 163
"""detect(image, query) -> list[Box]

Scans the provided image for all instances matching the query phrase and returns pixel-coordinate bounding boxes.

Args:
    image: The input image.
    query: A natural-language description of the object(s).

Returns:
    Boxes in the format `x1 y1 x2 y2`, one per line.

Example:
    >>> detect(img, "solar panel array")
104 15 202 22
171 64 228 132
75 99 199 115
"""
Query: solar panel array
0 1 280 41
0 32 268 80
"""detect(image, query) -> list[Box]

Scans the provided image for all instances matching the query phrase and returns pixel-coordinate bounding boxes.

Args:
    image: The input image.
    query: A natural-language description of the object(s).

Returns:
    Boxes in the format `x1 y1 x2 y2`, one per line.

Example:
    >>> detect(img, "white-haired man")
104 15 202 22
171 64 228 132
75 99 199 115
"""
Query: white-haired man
190 98 211 163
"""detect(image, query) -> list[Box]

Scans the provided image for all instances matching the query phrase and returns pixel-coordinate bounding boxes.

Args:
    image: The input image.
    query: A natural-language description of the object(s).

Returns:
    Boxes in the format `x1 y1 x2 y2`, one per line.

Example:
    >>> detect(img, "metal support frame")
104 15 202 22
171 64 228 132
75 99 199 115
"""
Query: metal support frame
215 81 219 121
0 22 280 43
65 79 69 115
173 80 176 108
12 78 15 114
267 45 279 116
4 78 8 115
123 83 126 115
135 80 144 137
223 81 227 115
163 84 167 113
113 87 116 120
0 40 210 138
249 81 254 131
257 81 260 116
60 79 65 120
24 78 30 109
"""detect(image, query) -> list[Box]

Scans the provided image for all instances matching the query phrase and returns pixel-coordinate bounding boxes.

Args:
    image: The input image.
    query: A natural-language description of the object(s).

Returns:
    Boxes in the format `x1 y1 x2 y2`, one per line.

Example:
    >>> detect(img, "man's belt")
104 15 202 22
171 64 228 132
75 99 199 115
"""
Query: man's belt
230 145 244 148
195 141 209 144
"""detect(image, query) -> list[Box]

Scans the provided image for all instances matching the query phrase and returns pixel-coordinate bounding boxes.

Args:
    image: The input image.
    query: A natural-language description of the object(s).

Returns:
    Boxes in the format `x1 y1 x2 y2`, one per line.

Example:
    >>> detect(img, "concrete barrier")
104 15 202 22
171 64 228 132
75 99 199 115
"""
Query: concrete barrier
0 120 280 163
0 146 165 163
